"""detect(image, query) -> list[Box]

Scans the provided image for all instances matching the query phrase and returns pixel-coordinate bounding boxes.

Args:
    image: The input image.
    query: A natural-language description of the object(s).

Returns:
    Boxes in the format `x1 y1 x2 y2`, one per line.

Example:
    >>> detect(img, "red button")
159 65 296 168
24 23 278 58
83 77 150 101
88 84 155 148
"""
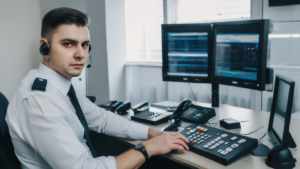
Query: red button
189 142 195 145
198 129 202 133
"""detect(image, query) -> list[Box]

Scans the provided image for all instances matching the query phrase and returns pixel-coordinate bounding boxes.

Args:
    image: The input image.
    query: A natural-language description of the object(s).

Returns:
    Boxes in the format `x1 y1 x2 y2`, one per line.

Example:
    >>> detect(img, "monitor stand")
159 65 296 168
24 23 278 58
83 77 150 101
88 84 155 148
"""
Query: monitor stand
211 83 219 107
251 144 270 156
265 145 296 168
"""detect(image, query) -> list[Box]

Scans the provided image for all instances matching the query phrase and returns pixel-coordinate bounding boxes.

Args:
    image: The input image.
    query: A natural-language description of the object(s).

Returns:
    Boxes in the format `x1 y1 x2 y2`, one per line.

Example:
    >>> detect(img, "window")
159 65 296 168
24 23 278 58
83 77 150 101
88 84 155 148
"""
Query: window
176 0 251 23
125 0 251 62
125 0 164 62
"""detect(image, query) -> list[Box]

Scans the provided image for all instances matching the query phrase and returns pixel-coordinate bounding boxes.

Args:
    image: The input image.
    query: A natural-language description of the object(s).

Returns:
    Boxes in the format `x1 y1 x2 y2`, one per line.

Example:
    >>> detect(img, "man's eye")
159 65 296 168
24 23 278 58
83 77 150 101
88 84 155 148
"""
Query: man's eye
64 43 72 47
82 43 89 47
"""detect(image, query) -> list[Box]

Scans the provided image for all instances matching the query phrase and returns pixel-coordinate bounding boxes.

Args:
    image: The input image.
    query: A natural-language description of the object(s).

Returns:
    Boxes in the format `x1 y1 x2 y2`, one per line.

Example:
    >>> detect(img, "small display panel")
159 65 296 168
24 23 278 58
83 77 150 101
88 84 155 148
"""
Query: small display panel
214 33 259 81
167 32 209 77
272 80 290 141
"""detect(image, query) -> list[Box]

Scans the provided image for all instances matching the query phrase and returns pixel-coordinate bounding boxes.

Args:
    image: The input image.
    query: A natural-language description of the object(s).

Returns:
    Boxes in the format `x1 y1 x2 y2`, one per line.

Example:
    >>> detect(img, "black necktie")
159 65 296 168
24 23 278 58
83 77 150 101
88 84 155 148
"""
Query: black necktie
68 85 97 157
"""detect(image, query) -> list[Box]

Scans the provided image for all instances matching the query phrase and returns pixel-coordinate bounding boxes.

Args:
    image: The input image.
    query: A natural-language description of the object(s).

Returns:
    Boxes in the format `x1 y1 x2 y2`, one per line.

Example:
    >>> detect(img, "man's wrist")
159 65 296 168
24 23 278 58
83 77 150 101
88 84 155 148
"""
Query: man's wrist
148 128 163 139
134 143 149 160
143 141 153 158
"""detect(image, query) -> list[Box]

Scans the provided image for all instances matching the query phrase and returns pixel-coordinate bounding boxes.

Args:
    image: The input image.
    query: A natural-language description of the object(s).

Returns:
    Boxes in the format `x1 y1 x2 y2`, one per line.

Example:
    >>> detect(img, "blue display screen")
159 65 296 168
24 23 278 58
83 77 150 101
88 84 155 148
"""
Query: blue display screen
214 33 259 81
167 32 209 77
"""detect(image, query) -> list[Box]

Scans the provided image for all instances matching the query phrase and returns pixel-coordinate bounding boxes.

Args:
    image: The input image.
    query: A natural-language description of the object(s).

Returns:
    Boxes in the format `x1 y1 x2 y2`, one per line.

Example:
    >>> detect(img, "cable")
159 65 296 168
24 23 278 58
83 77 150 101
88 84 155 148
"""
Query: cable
188 83 197 101
212 90 226 105
258 133 266 144
236 126 264 136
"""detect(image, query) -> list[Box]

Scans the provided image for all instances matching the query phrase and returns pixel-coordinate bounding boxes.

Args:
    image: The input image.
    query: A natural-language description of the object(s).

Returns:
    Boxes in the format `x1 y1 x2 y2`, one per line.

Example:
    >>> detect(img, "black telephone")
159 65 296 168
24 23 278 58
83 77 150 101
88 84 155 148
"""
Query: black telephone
164 99 216 131
169 99 192 120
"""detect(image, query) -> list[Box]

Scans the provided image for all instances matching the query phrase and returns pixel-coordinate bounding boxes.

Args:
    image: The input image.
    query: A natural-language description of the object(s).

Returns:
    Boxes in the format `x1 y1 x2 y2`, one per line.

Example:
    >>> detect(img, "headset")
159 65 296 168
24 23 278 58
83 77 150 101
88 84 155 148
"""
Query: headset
39 42 92 68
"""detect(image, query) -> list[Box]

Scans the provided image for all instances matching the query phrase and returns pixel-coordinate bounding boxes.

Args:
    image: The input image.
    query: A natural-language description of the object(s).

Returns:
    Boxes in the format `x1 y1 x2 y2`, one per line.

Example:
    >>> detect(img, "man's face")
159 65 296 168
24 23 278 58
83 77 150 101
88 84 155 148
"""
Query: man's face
47 24 90 80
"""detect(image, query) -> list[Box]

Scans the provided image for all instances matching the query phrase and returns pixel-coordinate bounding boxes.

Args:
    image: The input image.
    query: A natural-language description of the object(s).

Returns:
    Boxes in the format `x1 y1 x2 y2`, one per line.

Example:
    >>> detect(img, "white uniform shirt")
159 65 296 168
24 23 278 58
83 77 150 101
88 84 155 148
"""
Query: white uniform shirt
5 63 149 169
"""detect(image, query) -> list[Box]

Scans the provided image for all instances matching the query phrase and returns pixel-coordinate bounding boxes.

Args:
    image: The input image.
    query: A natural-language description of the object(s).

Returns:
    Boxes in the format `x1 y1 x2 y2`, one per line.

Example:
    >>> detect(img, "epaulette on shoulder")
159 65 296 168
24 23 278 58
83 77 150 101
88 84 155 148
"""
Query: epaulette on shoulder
32 77 47 91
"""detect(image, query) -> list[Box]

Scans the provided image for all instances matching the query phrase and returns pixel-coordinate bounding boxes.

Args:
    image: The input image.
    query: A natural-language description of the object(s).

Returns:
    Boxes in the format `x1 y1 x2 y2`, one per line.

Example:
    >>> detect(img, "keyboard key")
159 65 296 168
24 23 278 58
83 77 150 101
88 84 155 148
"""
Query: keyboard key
220 151 228 155
231 136 237 140
226 147 233 152
189 142 195 145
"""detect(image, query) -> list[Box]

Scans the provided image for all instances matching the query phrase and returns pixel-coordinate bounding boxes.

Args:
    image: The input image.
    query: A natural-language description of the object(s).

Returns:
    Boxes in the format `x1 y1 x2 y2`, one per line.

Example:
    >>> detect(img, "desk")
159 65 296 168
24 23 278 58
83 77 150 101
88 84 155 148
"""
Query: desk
118 102 300 169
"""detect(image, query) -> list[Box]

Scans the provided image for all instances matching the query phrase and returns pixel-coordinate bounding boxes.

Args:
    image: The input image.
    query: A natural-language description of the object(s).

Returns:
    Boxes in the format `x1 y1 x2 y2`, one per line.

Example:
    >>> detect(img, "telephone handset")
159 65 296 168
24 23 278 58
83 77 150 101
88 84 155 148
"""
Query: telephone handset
164 98 216 131
169 99 193 127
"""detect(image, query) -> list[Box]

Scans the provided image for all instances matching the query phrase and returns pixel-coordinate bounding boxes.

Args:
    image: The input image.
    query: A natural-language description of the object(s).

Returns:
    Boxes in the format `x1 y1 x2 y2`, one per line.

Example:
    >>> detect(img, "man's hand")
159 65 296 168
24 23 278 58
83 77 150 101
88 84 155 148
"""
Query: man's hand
143 132 189 157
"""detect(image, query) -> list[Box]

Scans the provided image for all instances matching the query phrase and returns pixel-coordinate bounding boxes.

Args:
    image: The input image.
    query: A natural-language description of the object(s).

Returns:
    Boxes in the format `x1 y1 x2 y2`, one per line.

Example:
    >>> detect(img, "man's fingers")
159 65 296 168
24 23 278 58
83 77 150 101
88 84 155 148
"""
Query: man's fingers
173 134 189 143
172 144 187 154
173 139 189 151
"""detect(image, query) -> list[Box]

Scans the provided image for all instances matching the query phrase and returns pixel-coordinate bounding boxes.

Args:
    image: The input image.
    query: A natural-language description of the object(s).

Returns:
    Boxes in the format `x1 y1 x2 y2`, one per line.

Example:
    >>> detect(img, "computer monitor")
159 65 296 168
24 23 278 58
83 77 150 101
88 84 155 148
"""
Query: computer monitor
162 24 213 83
212 20 271 91
267 75 296 148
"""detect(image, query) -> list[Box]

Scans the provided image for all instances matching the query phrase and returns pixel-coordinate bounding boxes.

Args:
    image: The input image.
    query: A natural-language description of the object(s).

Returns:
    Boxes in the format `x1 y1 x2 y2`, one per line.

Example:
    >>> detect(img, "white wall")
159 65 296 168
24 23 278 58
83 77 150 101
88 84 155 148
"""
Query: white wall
262 0 300 113
105 0 127 101
86 0 110 104
0 0 42 100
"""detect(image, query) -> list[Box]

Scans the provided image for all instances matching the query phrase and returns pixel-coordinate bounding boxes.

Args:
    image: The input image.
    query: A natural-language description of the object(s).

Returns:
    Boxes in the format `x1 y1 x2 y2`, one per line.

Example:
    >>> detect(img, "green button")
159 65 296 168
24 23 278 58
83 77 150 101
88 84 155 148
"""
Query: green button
196 114 201 117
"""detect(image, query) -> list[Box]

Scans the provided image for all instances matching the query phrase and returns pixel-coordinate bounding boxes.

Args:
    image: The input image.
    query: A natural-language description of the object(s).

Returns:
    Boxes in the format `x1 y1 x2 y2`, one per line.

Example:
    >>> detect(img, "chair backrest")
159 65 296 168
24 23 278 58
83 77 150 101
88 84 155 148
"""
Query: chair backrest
0 92 21 169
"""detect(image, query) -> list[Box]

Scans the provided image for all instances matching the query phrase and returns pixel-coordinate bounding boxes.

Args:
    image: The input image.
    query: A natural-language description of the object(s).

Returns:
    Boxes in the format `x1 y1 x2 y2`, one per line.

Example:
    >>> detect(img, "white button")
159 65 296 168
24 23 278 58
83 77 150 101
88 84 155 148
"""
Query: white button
221 134 228 138
226 147 233 152
219 140 224 144
203 145 209 148
39 79 44 81
186 132 190 135
231 136 237 140
221 151 228 155
207 143 212 146
204 129 208 131
215 143 220 146
210 141 215 144
231 144 239 148
218 149 222 152
225 142 228 145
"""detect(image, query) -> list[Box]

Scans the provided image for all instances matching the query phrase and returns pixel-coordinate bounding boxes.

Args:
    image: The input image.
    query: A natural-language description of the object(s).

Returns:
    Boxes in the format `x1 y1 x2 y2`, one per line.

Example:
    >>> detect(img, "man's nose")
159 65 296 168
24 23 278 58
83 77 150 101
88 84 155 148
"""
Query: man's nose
75 45 86 60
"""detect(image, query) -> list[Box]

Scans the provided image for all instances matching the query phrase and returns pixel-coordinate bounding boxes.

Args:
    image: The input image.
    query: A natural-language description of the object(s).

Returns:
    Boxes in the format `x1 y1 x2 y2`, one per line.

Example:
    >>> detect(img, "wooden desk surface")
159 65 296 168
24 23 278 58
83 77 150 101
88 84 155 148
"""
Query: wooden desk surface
118 102 300 169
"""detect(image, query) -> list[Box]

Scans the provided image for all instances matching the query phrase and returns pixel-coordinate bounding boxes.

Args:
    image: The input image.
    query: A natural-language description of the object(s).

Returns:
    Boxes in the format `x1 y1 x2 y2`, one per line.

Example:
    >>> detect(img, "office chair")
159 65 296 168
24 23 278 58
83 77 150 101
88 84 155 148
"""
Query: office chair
0 92 21 169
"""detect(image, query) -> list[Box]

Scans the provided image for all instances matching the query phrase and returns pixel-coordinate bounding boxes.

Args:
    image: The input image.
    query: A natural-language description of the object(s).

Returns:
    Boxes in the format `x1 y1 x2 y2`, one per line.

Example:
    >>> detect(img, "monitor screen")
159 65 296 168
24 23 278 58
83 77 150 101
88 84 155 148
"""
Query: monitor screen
214 33 259 81
162 23 212 83
212 20 270 91
271 80 290 142
167 32 209 77
267 75 296 148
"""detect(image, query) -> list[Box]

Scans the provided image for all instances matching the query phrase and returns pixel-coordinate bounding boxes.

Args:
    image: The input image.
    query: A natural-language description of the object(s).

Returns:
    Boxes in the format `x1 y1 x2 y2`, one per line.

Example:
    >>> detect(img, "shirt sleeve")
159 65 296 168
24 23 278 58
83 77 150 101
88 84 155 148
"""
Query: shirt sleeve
21 93 117 169
76 94 149 140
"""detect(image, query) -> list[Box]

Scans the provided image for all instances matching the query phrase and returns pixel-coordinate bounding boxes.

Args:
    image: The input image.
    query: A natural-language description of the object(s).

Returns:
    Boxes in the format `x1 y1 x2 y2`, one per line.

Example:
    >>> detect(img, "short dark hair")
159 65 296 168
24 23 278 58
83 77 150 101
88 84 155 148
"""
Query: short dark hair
41 7 90 40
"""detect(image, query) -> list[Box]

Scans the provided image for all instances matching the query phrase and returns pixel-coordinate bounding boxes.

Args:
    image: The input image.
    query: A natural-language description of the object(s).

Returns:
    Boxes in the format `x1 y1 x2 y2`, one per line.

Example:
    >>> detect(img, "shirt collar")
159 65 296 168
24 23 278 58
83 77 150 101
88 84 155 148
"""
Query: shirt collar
37 63 71 96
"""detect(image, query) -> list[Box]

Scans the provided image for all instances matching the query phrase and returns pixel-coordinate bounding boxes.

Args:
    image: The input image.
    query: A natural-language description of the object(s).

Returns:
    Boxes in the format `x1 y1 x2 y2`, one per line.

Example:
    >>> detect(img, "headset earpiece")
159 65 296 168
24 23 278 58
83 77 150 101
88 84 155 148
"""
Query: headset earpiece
39 42 49 56
87 44 92 68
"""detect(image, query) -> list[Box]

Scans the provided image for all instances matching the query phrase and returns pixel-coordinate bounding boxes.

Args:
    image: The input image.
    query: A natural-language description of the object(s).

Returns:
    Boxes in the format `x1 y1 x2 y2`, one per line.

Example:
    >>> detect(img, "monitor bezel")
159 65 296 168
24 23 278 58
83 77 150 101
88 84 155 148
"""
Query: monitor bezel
162 23 213 83
267 75 295 147
211 20 270 91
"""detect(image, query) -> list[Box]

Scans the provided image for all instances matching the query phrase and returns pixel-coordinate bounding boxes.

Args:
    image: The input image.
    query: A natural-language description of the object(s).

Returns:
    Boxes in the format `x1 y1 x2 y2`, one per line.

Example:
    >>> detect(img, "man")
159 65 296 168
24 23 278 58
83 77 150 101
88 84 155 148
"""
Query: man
6 7 189 169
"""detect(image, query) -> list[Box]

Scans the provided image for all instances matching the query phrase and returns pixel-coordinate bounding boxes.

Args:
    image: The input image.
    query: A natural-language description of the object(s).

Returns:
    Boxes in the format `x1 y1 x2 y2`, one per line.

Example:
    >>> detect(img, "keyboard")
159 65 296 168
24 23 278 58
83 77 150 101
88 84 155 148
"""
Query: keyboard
179 123 258 166
181 105 216 124
131 109 171 125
